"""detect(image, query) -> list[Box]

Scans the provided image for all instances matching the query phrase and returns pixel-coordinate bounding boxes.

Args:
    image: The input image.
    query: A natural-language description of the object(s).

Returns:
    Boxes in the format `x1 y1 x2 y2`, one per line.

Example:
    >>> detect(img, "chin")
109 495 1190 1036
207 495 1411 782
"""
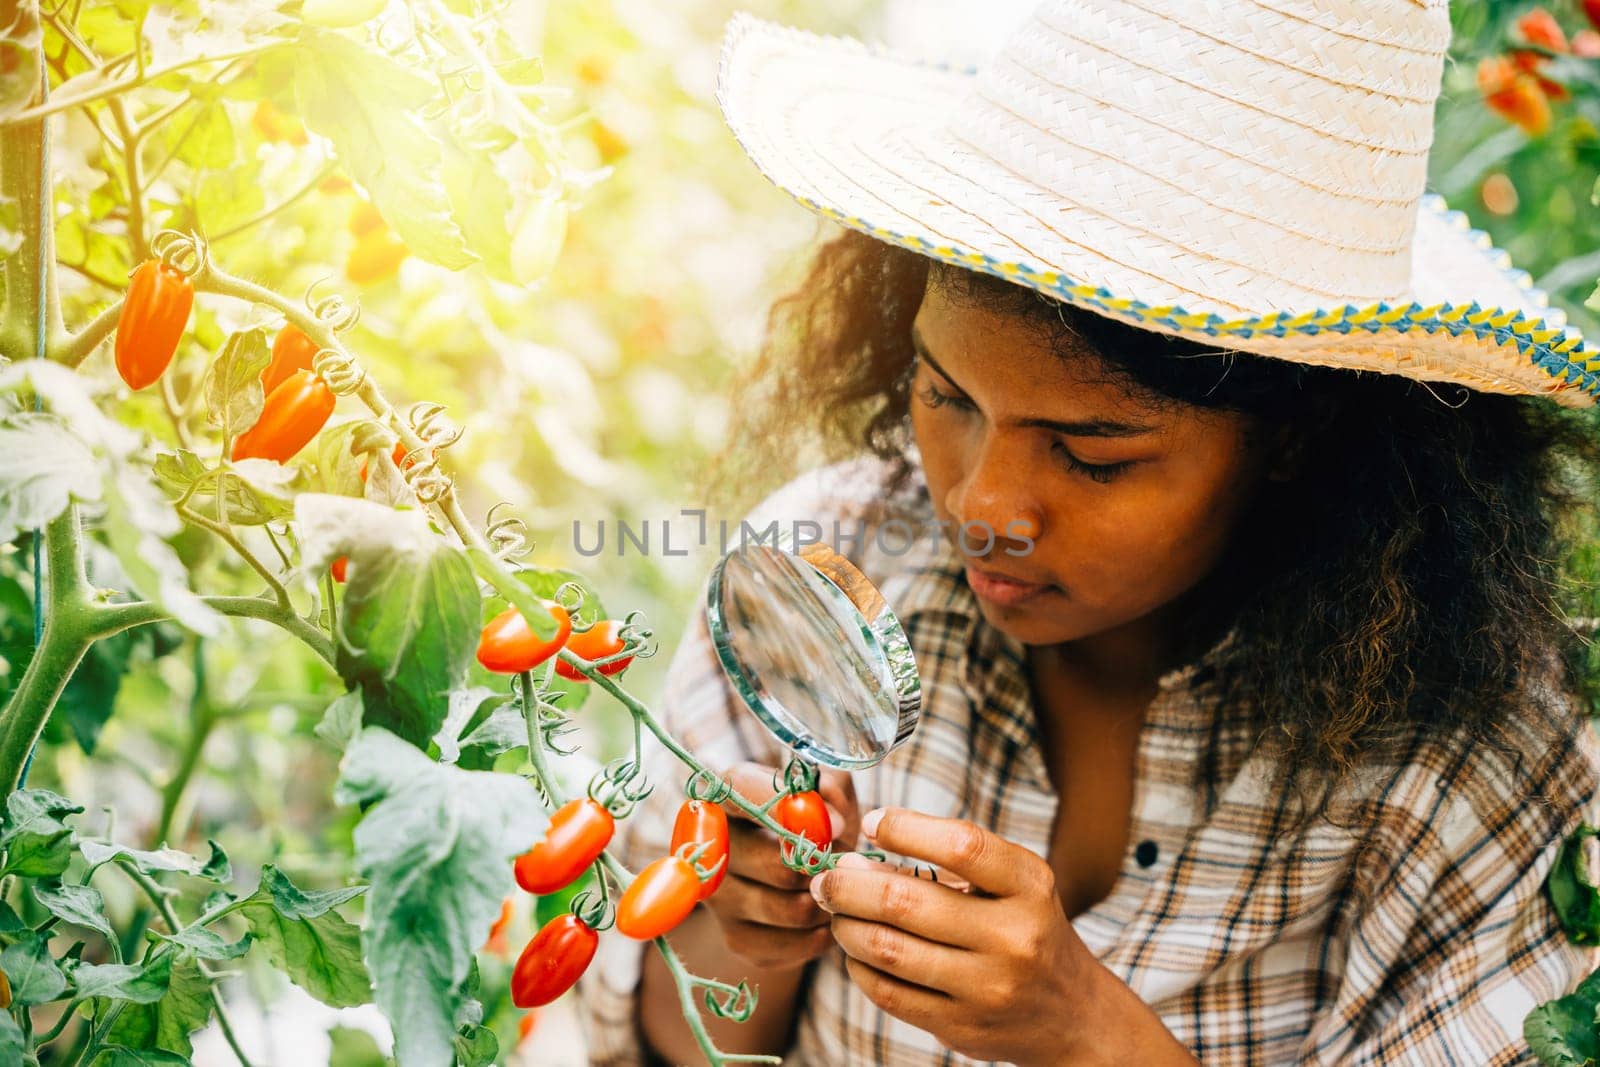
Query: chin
971 596 1083 647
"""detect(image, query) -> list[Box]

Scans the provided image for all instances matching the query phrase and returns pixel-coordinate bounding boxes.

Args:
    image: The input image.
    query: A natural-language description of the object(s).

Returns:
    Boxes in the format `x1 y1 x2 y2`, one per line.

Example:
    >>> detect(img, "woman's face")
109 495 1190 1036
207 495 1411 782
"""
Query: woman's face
910 280 1274 649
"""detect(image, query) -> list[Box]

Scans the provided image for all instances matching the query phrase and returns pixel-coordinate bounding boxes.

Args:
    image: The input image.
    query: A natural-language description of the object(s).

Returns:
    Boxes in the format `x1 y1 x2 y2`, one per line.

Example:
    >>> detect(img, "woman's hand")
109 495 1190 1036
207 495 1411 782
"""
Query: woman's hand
702 761 860 971
807 807 1196 1067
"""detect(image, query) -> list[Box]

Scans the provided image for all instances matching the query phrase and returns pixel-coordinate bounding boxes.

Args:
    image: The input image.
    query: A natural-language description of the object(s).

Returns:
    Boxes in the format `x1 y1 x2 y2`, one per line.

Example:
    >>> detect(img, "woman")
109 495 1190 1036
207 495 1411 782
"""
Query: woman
583 1 1600 1063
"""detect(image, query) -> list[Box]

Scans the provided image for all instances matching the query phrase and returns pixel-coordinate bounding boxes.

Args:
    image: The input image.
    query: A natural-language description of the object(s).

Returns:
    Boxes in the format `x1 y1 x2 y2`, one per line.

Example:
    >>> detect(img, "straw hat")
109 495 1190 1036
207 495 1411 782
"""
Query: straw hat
715 0 1600 407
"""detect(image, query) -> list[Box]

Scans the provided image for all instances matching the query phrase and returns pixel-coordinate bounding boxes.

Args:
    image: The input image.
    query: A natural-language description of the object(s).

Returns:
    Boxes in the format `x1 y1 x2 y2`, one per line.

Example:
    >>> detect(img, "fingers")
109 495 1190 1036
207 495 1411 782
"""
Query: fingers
863 809 1040 898
829 915 972 994
840 954 954 1032
808 859 981 949
712 873 828 930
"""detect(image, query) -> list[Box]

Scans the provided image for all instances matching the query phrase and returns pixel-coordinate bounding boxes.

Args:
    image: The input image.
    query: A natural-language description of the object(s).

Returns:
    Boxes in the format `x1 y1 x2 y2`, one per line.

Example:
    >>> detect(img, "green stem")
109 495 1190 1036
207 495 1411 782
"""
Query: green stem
0 21 65 362
120 866 256 1067
175 504 292 611
51 298 124 366
154 639 213 846
1 42 275 128
0 510 94 793
94 595 336 667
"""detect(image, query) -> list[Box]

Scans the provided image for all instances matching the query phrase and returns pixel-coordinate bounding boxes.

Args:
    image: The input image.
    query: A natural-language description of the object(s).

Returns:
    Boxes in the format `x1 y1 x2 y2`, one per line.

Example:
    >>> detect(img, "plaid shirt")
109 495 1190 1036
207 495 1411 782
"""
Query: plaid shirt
580 456 1600 1066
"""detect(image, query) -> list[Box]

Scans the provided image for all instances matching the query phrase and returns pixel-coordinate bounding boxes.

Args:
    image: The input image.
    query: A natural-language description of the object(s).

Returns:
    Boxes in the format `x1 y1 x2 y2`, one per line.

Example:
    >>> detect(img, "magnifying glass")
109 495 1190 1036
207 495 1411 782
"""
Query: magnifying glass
704 528 921 770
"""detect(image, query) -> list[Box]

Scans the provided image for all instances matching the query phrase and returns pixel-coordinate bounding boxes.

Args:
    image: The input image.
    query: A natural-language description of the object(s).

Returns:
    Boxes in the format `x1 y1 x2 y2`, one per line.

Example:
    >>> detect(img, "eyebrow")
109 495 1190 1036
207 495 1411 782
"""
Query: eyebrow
910 324 1157 438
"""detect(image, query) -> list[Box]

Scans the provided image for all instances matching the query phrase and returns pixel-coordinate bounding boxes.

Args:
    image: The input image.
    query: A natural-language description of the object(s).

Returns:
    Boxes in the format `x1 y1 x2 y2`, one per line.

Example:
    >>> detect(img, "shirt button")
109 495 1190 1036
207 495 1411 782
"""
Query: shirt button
1134 840 1159 868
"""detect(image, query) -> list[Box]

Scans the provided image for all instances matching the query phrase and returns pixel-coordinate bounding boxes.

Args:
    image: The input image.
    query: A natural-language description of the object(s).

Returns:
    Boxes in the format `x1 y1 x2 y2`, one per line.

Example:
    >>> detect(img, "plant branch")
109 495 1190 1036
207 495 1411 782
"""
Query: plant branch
154 638 212 846
93 595 336 667
175 504 292 611
2 43 277 128
52 297 124 366
210 161 339 242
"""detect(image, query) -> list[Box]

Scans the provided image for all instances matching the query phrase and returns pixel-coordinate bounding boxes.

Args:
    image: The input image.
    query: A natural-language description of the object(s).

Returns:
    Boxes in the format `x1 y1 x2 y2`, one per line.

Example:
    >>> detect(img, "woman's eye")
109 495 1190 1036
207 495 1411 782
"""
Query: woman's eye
1051 442 1132 484
915 382 972 411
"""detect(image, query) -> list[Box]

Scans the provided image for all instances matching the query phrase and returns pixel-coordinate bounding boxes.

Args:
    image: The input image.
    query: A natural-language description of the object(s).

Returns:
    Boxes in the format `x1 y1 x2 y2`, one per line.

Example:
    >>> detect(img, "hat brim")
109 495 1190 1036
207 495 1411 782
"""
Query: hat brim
717 13 1598 406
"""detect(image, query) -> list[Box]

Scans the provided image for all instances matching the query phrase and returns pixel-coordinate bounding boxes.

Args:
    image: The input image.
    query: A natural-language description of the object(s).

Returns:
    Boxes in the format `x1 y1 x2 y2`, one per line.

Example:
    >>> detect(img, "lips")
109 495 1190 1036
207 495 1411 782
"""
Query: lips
963 562 1057 607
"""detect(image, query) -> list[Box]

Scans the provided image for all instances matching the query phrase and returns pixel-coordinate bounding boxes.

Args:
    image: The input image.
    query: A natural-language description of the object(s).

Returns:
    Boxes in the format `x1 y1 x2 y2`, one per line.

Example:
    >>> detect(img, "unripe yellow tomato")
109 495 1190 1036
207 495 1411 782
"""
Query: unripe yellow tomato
510 195 569 285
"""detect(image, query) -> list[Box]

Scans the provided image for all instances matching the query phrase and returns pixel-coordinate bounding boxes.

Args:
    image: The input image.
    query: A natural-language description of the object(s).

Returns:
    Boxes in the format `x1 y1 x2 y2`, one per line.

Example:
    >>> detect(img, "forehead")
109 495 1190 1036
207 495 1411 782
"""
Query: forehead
913 278 1165 416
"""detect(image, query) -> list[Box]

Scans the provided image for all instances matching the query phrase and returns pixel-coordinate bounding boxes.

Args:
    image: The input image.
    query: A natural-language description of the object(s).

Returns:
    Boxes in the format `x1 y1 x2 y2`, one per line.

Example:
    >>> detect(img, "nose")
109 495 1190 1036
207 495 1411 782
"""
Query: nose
943 437 1042 552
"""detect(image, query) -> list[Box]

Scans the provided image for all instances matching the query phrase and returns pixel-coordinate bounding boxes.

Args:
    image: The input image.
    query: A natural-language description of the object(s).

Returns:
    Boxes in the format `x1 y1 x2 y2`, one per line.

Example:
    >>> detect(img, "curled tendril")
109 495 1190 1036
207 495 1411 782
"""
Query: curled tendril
778 833 834 877
778 755 819 795
588 758 653 819
552 580 594 627
485 502 533 564
304 277 361 333
570 887 613 933
616 609 658 662
684 769 733 805
311 348 366 396
700 980 758 1023
149 228 208 277
512 675 578 756
675 839 728 887
400 403 462 503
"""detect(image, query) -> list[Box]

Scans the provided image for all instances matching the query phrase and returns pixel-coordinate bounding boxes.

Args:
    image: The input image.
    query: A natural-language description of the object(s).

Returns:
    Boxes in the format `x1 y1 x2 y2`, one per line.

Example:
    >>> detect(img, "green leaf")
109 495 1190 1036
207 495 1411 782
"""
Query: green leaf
1526 965 1600 1066
458 703 524 758
200 841 231 883
296 495 480 748
1 788 83 878
0 411 101 544
34 882 116 942
237 866 370 1007
336 728 547 1066
1549 824 1600 945
74 955 173 1004
440 133 516 282
105 955 212 1058
81 841 210 877
315 689 365 751
0 1010 23 1066
152 451 291 527
193 163 267 235
293 33 474 269
49 626 139 754
158 926 252 961
1 932 68 1004
327 1026 388 1067
166 100 235 170
453 1023 498 1067
205 327 271 440
90 1048 192 1067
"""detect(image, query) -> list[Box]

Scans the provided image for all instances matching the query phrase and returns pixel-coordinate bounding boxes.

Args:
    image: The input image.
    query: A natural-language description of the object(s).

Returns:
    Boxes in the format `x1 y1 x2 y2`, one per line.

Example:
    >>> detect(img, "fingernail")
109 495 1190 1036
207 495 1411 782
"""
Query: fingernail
809 875 833 911
861 808 885 840
835 852 874 869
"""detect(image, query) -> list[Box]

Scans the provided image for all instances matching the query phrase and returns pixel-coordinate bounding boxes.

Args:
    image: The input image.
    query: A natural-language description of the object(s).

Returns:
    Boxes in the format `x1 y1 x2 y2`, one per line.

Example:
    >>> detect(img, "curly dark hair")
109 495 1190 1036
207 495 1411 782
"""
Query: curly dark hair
704 228 1600 835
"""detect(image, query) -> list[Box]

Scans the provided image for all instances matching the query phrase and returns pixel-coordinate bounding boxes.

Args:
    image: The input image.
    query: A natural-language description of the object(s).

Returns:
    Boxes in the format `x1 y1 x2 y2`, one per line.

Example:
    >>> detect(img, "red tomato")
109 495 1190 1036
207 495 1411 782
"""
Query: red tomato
514 798 614 895
773 791 833 858
669 800 729 900
476 602 572 674
115 259 194 390
553 619 633 681
331 556 348 584
231 369 336 463
615 855 700 940
510 914 598 1008
262 324 319 395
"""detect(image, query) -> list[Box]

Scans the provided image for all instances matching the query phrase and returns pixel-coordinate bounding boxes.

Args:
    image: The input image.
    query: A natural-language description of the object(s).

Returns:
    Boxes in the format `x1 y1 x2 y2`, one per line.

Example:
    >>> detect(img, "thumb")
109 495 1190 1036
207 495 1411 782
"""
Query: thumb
815 769 860 850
